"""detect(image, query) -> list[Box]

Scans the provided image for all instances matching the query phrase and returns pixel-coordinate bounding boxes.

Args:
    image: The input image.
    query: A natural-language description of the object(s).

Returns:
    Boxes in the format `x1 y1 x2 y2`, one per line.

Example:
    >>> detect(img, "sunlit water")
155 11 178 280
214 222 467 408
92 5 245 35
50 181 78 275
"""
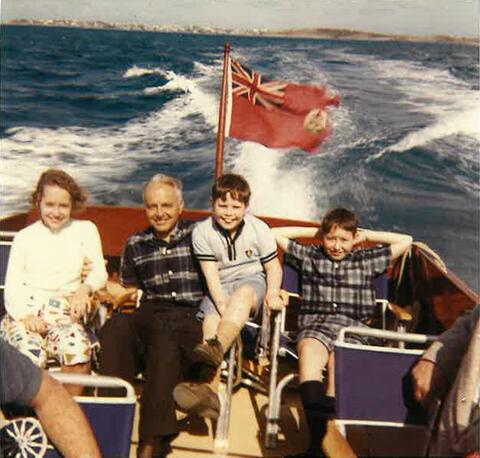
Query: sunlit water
1 26 479 290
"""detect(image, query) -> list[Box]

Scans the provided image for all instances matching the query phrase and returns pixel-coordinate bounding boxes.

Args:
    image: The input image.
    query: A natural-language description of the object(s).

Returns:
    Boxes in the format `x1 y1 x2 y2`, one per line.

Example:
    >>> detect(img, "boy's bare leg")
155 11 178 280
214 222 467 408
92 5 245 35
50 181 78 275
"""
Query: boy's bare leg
201 314 222 388
215 284 257 352
203 314 220 340
298 338 329 383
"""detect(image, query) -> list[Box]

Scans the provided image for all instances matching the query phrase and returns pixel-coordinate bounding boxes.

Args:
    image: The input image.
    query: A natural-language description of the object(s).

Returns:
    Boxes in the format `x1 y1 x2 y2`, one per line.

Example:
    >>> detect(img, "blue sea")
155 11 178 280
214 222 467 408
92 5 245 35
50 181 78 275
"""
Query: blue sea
1 25 479 291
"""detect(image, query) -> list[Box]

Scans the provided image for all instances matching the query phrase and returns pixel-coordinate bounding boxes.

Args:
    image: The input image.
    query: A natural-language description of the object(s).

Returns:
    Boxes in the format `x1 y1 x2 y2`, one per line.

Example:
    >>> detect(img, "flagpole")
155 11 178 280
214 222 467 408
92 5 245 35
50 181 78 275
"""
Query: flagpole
215 43 230 178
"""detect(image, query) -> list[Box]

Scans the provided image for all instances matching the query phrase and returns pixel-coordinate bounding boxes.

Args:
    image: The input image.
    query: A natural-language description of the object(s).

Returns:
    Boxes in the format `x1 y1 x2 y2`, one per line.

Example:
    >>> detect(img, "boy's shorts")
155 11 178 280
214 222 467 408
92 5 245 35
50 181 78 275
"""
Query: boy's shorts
198 273 266 319
297 313 371 352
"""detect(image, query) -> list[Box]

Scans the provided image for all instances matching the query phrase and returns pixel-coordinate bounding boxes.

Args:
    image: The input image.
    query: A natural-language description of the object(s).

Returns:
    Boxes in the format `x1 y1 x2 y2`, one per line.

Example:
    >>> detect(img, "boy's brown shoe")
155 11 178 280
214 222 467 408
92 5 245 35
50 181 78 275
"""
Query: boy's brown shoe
193 337 224 368
173 382 220 419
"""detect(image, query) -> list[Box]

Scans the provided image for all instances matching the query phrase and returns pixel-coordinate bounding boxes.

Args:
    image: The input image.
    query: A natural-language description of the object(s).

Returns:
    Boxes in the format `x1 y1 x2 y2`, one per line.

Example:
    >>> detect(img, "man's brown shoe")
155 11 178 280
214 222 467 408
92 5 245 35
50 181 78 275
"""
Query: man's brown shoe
173 382 220 419
193 337 224 368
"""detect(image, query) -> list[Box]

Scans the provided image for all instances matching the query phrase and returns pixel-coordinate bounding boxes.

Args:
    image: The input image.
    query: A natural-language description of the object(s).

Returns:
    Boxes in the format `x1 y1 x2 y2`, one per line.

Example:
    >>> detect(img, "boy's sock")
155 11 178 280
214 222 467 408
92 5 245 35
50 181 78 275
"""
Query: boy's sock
299 381 335 455
215 320 242 352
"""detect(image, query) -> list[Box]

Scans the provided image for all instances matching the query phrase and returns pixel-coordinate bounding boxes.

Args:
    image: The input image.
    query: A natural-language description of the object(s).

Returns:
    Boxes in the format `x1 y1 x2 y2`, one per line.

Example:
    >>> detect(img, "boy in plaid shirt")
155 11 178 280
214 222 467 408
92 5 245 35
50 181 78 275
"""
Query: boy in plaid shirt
273 208 412 458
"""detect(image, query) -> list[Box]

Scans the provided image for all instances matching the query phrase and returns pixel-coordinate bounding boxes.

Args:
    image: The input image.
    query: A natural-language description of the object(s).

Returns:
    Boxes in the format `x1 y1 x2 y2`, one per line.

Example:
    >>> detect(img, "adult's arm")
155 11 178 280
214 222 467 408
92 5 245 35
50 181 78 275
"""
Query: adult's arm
1 340 101 457
412 306 479 406
31 372 101 458
421 306 479 382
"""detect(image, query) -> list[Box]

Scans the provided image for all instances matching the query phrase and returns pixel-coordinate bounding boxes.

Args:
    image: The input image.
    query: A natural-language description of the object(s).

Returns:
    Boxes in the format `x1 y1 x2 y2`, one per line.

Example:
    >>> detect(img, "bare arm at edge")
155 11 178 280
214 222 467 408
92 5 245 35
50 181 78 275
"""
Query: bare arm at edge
30 372 101 458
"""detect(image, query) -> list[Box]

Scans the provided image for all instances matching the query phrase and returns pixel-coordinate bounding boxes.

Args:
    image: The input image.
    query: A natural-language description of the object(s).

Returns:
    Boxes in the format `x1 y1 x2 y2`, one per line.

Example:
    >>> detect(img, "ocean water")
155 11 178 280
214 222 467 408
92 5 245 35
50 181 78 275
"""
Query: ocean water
1 25 479 290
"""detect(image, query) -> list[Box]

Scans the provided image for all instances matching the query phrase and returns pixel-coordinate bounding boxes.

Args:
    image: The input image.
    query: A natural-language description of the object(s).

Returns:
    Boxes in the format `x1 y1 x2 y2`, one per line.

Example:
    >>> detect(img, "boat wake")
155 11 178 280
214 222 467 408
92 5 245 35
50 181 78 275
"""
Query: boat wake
366 59 480 161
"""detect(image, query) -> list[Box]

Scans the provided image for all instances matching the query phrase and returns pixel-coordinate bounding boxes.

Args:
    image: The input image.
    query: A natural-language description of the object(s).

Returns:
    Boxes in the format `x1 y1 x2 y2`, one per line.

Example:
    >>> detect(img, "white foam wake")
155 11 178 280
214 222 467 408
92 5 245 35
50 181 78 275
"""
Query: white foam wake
0 63 223 216
229 142 320 221
367 60 480 160
123 65 167 78
382 104 480 154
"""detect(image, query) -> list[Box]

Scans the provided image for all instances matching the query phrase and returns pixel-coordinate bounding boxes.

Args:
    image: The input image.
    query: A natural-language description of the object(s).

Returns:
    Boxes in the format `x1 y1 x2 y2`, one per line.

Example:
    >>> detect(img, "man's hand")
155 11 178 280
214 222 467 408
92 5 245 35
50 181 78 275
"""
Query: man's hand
22 314 48 334
411 359 448 408
264 290 285 311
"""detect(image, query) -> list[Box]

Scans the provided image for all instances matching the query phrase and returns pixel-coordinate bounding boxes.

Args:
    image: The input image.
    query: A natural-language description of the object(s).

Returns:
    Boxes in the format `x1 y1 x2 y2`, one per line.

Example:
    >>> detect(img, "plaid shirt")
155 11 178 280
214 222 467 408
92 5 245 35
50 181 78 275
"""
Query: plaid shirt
287 241 392 321
120 222 205 308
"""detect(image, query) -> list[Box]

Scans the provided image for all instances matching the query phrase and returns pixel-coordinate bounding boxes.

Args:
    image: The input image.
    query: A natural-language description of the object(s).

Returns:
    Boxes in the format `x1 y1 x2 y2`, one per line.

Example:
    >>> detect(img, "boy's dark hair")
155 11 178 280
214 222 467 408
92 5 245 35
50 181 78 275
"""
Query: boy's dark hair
31 168 87 212
321 208 359 236
212 173 251 205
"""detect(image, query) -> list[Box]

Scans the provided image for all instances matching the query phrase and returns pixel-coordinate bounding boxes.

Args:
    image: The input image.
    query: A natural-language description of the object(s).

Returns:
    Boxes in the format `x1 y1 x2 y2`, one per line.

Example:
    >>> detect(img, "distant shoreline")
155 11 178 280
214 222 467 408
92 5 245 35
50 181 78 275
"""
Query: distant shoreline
3 19 478 46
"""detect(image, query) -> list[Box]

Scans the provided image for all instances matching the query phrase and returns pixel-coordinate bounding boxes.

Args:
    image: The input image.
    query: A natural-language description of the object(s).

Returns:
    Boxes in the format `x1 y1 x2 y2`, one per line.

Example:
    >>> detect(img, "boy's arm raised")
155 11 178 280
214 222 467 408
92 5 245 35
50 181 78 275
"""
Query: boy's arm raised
356 229 413 260
271 226 319 252
199 260 228 315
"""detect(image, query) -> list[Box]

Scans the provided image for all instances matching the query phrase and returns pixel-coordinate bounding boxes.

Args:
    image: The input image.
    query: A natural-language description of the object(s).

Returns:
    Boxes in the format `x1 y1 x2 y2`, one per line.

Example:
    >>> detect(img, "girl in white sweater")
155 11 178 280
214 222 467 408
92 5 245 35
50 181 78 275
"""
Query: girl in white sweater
1 169 108 393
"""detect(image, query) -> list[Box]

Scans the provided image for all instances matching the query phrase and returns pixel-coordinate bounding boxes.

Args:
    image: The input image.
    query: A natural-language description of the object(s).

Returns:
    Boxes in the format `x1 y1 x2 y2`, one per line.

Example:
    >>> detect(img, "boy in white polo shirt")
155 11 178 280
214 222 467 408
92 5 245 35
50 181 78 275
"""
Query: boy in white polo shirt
174 173 284 418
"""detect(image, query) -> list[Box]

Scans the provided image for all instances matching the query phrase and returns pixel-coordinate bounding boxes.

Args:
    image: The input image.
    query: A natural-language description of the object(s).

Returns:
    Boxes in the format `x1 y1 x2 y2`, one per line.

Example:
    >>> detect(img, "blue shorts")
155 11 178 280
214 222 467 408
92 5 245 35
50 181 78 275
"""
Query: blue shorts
198 273 266 319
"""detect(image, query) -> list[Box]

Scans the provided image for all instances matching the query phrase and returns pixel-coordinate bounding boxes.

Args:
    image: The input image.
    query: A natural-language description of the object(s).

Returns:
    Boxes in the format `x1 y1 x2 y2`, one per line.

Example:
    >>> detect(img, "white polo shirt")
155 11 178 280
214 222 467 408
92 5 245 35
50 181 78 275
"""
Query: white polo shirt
192 214 278 284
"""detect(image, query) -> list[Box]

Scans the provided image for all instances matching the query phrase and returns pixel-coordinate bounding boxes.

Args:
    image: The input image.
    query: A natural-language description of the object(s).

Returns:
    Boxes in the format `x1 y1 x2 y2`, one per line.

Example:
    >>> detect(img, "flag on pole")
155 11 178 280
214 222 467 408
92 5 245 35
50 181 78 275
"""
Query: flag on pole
226 59 340 153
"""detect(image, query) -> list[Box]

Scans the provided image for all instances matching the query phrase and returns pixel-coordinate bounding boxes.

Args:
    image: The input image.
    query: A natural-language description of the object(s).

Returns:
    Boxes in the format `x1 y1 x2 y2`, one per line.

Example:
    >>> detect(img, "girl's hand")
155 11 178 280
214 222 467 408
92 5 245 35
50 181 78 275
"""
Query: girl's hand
68 285 92 322
22 314 48 335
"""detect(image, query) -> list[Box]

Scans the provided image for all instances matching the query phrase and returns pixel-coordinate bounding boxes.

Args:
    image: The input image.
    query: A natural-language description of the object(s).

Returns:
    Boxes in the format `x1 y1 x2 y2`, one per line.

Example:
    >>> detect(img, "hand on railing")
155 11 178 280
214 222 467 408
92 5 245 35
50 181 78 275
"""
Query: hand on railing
265 290 289 311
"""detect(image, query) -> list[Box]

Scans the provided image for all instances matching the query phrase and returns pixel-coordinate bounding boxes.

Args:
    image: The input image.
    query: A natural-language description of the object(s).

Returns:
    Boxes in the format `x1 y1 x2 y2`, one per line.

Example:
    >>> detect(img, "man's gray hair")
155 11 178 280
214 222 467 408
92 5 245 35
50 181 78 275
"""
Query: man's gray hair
143 174 183 202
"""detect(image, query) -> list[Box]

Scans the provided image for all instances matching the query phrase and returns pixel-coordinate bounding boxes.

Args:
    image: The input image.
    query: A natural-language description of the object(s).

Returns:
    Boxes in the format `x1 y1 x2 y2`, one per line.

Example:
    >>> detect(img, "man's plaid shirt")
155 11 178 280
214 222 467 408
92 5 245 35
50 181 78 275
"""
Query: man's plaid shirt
120 222 205 308
287 240 392 321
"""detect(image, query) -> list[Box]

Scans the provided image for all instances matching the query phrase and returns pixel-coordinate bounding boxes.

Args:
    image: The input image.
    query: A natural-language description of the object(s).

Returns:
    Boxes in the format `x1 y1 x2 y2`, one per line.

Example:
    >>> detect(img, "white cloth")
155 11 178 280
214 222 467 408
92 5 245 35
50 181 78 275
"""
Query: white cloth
5 219 108 320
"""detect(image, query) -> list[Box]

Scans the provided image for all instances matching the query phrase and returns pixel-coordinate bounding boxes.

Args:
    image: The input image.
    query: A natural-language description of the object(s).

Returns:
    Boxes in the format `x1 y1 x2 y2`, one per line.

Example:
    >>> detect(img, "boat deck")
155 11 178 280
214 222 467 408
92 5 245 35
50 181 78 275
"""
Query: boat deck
130 385 307 457
129 384 428 457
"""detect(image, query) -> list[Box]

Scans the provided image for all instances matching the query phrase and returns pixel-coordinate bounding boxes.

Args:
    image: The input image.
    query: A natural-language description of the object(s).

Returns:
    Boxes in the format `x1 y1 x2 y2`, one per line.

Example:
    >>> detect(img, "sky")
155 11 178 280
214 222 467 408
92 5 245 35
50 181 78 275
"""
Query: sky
1 0 479 38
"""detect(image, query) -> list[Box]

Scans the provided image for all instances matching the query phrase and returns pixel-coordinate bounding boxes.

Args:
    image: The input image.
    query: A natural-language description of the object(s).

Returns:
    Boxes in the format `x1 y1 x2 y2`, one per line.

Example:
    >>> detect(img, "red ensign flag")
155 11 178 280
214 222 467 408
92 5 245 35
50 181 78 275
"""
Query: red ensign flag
227 59 340 153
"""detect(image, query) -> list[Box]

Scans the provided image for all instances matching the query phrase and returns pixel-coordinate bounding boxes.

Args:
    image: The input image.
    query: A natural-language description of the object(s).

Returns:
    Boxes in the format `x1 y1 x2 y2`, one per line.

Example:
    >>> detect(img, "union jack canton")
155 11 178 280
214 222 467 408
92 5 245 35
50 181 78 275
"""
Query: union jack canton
230 59 286 110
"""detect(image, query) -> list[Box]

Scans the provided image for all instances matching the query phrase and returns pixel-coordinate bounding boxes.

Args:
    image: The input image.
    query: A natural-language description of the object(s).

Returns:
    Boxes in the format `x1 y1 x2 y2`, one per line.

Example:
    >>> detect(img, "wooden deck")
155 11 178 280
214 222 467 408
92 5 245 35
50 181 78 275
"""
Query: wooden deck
130 385 308 457
128 384 429 457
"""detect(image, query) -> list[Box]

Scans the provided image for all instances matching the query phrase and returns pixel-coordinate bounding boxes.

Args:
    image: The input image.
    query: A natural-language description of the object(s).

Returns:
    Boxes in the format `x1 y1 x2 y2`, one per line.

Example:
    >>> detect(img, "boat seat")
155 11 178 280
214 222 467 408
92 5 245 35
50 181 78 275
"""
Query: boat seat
333 326 439 456
1 373 136 458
